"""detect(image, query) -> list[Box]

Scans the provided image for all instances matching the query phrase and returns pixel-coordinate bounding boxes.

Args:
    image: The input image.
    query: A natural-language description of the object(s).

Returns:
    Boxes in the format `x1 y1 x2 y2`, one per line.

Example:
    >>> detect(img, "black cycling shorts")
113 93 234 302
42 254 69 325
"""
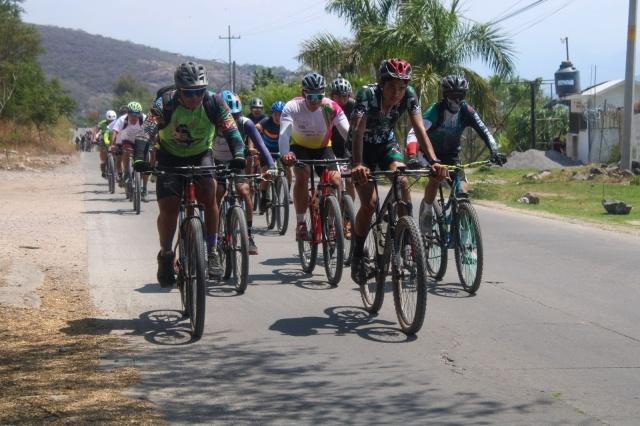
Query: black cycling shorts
156 149 215 200
362 142 403 171
291 145 337 177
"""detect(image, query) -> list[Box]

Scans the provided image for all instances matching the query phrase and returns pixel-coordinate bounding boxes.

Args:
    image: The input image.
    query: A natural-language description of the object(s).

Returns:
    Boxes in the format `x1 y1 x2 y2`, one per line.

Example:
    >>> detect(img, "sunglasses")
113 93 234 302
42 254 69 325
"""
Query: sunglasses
446 94 465 103
305 93 324 102
181 88 206 98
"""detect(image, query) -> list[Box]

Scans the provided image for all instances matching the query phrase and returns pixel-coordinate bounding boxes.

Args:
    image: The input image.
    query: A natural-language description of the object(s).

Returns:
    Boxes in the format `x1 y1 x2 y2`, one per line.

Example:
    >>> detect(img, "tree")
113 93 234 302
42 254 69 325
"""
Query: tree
111 74 152 111
252 67 284 90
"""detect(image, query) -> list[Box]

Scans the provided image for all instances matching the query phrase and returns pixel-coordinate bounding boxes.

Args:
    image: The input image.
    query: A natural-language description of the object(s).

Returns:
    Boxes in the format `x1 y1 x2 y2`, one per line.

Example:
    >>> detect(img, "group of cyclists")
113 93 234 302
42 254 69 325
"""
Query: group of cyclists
91 57 504 299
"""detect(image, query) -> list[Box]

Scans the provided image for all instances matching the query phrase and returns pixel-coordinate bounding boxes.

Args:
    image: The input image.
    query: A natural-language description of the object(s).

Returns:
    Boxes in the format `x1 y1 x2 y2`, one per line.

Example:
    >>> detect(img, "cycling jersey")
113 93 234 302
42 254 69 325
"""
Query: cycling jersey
112 114 146 145
247 112 267 125
256 116 280 153
140 91 243 158
331 98 355 158
278 97 349 153
406 101 497 160
214 115 275 167
96 119 112 145
351 83 421 146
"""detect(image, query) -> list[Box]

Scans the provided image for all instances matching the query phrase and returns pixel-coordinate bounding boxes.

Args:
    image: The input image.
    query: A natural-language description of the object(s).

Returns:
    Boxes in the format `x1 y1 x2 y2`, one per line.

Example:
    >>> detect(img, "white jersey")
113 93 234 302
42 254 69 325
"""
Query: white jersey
112 114 146 144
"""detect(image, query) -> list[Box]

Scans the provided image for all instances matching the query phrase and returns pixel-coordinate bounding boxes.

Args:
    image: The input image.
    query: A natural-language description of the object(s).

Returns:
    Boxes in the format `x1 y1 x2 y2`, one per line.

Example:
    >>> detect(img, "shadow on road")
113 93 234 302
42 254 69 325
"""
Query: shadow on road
270 306 416 343
83 209 136 215
61 309 196 345
427 282 476 299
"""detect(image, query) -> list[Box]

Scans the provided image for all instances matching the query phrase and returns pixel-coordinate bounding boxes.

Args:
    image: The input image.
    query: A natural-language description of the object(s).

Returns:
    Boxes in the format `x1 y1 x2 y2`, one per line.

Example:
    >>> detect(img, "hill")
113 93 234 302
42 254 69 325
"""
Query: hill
33 24 296 115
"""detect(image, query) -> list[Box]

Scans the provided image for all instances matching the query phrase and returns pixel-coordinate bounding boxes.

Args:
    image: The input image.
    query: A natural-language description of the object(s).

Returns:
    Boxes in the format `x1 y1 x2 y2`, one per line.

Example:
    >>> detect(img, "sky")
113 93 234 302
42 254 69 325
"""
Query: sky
22 0 638 91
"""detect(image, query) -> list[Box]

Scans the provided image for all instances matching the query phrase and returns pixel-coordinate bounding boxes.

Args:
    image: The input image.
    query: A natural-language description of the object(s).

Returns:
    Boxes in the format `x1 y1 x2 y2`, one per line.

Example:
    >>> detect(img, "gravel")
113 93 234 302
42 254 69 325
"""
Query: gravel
504 149 583 169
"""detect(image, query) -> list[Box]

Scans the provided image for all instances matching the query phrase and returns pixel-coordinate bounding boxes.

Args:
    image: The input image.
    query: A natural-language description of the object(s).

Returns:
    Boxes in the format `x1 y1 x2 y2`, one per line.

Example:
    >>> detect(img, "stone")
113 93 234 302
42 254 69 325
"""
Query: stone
602 199 633 215
518 192 540 205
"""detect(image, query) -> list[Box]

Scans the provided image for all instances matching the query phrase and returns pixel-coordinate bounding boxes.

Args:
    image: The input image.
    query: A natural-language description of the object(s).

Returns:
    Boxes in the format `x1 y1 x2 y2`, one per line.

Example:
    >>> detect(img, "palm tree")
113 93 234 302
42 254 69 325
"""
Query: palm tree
297 0 516 121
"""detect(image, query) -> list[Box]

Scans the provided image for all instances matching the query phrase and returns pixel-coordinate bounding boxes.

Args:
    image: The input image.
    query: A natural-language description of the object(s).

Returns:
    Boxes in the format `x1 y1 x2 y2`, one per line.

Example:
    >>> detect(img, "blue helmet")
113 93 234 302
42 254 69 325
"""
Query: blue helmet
222 90 242 114
271 101 285 113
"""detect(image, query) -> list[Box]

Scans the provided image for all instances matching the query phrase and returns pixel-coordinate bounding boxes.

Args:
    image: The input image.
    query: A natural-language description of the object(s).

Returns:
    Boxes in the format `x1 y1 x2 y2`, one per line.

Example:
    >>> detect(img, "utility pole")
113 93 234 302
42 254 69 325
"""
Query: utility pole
530 80 538 149
219 25 240 92
621 0 637 170
561 37 569 61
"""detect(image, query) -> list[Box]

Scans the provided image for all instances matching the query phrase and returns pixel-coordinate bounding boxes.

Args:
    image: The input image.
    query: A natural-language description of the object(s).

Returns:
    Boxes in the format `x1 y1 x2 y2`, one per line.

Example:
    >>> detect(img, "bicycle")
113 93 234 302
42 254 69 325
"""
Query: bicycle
337 161 356 266
357 167 432 335
264 156 290 235
419 160 492 294
294 158 345 286
149 164 220 339
217 168 260 294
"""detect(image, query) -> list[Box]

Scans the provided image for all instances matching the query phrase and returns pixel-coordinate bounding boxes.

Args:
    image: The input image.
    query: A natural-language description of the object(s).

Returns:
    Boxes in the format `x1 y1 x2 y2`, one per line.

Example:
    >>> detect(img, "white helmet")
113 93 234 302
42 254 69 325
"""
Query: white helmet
106 110 117 120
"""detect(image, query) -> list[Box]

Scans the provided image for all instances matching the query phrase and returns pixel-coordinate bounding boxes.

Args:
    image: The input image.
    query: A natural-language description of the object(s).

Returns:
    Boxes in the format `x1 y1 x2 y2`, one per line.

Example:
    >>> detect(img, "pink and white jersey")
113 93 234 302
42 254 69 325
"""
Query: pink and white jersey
278 97 349 153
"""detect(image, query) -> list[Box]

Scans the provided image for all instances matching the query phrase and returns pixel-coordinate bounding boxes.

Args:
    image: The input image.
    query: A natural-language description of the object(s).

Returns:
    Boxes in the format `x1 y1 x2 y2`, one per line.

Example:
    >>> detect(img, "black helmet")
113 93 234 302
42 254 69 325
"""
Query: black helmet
441 75 469 97
174 61 208 89
250 97 264 109
118 105 129 115
331 74 352 96
301 72 326 91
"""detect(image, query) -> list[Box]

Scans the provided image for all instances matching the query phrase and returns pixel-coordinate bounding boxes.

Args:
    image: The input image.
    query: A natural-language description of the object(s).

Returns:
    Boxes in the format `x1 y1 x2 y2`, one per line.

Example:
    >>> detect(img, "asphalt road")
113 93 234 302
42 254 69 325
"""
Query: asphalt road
79 152 640 425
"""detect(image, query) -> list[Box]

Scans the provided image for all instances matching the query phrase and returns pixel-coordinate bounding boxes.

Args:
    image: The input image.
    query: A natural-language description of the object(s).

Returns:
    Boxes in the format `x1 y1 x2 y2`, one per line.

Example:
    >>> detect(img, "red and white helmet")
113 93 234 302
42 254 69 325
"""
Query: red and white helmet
379 58 412 81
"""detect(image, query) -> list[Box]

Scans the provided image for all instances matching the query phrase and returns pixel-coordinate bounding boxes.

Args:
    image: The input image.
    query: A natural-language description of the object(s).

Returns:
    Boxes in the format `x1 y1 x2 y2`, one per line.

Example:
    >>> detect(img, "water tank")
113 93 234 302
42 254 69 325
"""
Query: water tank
555 60 580 98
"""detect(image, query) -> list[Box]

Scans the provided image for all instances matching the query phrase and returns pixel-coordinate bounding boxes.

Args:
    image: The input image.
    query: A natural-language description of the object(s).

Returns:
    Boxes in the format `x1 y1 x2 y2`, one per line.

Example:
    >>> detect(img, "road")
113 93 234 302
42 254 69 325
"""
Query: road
78 152 640 425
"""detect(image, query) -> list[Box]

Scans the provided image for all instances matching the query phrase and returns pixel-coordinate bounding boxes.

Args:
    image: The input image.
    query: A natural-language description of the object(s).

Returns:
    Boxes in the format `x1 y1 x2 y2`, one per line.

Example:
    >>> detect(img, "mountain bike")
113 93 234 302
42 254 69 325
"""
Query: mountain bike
337 161 356 266
419 160 492 294
295 158 344 286
217 169 260 294
357 167 432 335
264 157 290 235
150 164 220 339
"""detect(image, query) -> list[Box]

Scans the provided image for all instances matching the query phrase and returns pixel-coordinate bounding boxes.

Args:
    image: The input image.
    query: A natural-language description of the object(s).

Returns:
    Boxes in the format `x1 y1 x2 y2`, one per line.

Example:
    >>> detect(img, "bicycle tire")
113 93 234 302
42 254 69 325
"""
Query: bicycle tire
341 194 356 266
392 216 428 335
107 154 116 194
321 195 344 286
185 217 207 338
253 187 260 212
276 176 290 236
133 171 141 214
298 203 318 274
420 199 447 280
229 206 250 294
454 201 484 294
359 216 385 314
219 202 232 280
265 180 276 230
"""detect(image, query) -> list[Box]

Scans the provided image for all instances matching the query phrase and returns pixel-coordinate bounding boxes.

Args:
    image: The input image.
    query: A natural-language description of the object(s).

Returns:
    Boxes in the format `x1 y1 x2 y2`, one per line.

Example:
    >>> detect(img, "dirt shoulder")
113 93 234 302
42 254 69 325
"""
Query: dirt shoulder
0 155 162 424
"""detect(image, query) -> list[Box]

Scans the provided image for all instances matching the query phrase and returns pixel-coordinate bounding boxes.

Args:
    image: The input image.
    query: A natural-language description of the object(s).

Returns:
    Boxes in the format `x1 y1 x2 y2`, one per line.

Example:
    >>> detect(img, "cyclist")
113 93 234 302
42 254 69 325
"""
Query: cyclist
247 97 267 124
405 75 504 235
349 58 448 283
133 62 246 287
256 100 289 213
214 90 275 255
93 110 117 177
111 101 148 199
279 72 349 241
330 74 356 200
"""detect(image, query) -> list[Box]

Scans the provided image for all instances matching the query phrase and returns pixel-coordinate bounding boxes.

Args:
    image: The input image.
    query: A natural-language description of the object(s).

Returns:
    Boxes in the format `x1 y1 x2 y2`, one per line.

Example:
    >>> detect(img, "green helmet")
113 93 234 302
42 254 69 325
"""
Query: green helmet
127 101 143 113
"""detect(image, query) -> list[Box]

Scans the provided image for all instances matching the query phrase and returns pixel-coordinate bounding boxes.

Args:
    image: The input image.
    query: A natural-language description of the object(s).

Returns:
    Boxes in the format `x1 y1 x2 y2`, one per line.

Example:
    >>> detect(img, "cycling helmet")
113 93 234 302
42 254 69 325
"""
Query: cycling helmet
331 74 352 96
222 90 242 114
127 101 143 113
379 58 412 81
301 72 326 91
174 61 208 89
250 97 264 109
118 105 129 115
105 110 117 121
441 75 469 97
271 101 285 113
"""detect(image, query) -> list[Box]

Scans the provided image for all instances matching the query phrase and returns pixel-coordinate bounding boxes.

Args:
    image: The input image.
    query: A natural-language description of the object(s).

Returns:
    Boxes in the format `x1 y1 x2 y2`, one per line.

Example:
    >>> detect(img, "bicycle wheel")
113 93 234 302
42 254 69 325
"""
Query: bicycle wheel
420 199 448 280
265 180 276 230
454 201 484 294
219 202 232 280
321 195 344 286
341 194 356 266
275 176 290 235
298 204 318 274
133 171 141 214
359 216 386 314
229 206 250 294
392 216 428 335
185 217 207 338
107 154 116 194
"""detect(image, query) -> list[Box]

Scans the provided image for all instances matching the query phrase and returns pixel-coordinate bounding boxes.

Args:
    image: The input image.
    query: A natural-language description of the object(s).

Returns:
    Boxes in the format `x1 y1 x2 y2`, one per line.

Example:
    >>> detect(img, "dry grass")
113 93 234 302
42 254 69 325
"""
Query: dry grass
0 118 76 156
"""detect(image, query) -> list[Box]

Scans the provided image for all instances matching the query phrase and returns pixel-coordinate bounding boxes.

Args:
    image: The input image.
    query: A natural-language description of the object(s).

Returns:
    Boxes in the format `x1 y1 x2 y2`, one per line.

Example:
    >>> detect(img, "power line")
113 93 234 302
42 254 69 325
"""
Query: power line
239 0 326 36
489 0 531 23
511 0 576 36
489 0 551 26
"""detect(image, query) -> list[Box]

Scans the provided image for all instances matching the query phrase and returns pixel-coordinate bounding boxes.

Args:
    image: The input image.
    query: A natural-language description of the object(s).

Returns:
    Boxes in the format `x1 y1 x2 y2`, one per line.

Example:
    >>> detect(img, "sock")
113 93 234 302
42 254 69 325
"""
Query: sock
207 234 217 249
297 214 305 223
353 233 366 257
247 221 253 236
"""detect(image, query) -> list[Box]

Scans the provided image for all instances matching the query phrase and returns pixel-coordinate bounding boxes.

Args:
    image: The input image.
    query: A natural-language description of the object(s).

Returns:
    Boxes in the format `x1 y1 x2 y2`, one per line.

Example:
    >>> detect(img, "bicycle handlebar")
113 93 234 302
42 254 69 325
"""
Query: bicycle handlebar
150 164 224 176
293 158 350 167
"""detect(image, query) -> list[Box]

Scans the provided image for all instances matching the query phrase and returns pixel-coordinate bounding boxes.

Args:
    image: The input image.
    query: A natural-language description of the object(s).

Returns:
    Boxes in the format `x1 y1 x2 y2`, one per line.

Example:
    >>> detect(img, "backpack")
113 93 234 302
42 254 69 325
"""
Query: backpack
155 85 219 130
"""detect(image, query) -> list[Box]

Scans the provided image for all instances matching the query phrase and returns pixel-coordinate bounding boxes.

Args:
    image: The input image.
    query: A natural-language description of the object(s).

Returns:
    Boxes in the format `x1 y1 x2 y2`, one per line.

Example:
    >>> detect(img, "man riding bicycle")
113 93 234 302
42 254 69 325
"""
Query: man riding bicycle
247 97 267 124
405 75 504 235
330 74 356 200
92 110 117 177
111 101 148 199
214 90 275 255
256 100 288 213
349 58 448 284
279 72 350 241
133 62 245 287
